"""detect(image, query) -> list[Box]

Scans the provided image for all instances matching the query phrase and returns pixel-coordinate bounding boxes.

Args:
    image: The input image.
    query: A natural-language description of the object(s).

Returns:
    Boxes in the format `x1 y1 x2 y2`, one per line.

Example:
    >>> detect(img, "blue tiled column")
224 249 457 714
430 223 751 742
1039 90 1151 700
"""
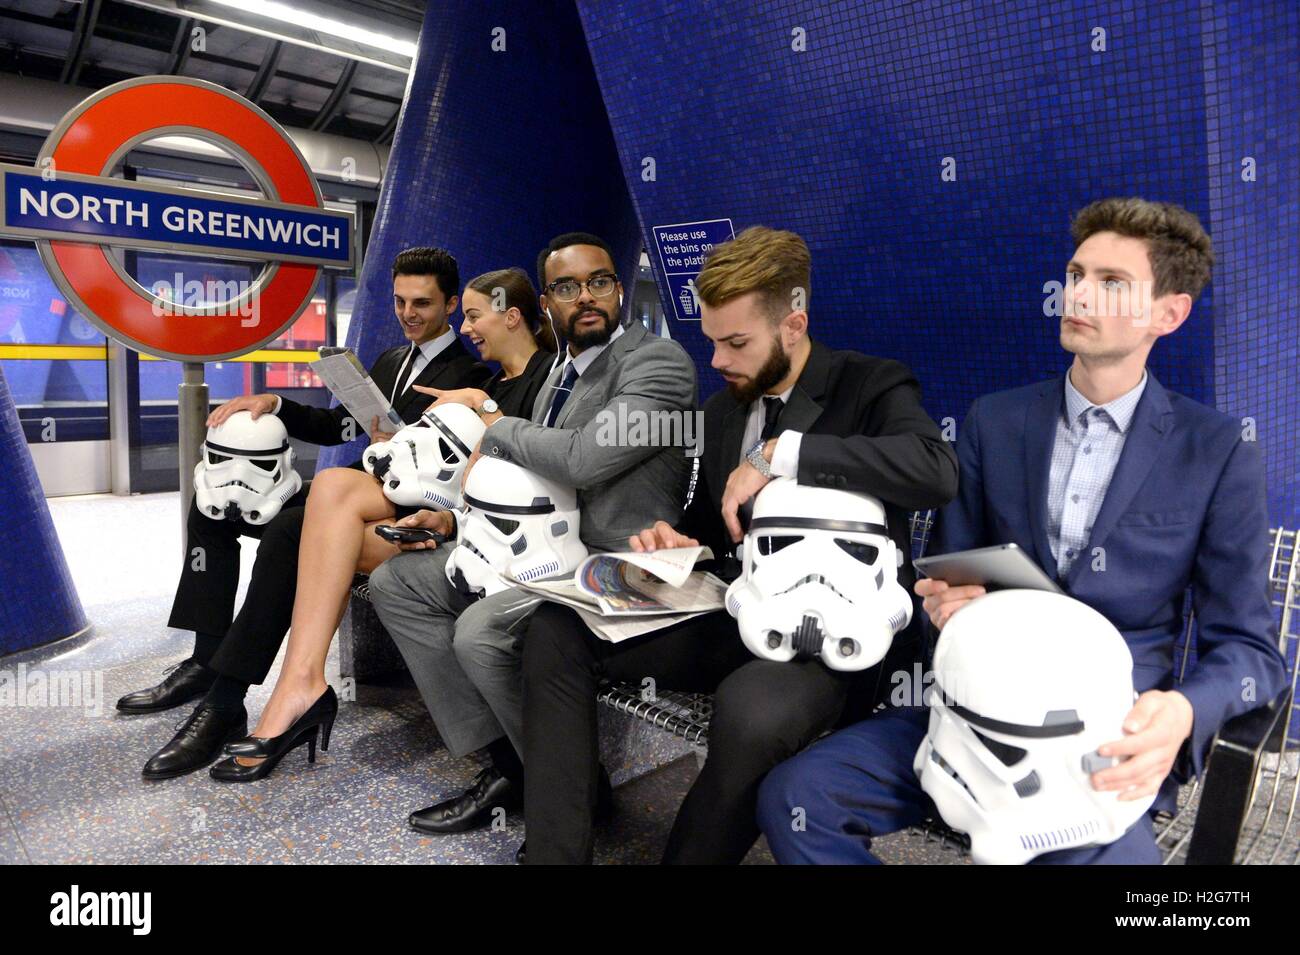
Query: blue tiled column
0 363 86 654
318 0 641 470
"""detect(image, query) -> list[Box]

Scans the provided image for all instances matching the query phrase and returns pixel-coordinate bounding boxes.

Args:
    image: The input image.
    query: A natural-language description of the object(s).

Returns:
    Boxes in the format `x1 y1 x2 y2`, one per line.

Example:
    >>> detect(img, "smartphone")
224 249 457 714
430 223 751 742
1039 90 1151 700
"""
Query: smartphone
375 525 448 545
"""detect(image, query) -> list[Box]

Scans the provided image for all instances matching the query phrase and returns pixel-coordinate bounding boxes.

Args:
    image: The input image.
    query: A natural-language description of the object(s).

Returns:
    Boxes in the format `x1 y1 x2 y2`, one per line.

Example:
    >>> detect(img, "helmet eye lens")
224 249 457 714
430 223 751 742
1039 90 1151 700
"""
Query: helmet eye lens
834 539 879 564
251 459 277 471
207 451 230 465
757 535 801 556
438 438 460 463
971 729 1027 767
487 515 520 536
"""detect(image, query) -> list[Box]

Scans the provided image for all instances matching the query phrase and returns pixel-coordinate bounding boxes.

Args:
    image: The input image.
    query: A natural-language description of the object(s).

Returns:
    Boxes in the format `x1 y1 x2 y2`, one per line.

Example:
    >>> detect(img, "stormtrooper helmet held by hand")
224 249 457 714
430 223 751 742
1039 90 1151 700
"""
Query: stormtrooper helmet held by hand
444 456 588 599
363 403 486 509
723 477 912 671
193 410 301 525
913 589 1157 865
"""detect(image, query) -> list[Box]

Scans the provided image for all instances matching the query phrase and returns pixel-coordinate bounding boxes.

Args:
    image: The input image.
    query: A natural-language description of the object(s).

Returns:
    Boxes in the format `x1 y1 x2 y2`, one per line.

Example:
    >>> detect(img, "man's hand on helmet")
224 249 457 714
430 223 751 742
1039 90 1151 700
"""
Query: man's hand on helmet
629 520 699 553
1093 689 1194 801
915 577 986 630
207 393 277 427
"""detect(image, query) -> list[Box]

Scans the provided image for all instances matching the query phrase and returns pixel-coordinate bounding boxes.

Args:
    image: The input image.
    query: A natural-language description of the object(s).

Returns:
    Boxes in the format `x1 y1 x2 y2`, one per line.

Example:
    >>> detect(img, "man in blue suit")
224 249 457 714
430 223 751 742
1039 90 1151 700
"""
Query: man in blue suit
757 197 1288 864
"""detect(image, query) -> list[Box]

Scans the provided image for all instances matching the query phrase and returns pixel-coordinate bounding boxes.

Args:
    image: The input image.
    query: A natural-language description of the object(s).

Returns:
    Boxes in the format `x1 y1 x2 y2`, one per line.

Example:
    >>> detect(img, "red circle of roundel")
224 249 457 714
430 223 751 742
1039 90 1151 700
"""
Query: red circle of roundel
44 80 320 361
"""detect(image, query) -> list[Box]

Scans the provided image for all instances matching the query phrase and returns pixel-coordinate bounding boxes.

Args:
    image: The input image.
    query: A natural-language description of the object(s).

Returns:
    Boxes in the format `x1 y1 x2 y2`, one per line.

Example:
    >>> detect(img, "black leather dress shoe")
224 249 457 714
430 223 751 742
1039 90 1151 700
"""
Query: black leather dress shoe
117 659 216 714
141 704 248 780
409 766 521 834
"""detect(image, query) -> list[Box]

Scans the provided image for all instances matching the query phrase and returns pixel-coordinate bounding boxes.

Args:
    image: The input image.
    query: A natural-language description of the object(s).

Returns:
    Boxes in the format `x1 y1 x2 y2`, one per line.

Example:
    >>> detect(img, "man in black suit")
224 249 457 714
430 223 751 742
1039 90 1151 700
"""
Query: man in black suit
520 227 959 863
121 247 491 778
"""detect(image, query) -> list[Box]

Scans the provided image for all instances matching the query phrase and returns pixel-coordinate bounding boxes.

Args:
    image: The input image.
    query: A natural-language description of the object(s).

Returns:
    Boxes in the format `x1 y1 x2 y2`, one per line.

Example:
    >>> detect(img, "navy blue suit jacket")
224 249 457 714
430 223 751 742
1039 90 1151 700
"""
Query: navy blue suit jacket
933 371 1286 780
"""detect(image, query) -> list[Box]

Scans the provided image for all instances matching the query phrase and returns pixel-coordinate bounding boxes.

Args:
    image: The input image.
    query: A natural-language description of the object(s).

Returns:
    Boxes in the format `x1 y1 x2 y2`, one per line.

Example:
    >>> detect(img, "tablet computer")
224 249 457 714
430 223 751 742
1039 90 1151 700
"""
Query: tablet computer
913 543 1062 594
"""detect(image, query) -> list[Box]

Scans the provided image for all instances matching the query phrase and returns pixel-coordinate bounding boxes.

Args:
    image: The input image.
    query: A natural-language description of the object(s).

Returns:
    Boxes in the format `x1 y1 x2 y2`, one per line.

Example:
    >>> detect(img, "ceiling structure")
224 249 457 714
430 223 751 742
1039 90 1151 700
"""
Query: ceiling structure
0 0 425 143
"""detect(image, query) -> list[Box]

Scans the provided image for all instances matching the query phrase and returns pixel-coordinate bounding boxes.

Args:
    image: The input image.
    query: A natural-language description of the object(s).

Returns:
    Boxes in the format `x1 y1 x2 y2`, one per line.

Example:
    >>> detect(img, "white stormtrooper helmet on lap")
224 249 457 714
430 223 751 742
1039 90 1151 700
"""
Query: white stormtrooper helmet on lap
444 456 588 599
723 477 912 671
193 410 301 525
362 403 486 509
913 589 1156 865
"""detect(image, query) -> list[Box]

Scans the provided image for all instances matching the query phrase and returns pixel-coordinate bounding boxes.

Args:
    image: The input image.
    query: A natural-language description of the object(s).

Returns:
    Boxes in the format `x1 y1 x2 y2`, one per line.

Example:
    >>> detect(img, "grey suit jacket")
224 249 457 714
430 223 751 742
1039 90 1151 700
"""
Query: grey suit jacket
480 321 697 552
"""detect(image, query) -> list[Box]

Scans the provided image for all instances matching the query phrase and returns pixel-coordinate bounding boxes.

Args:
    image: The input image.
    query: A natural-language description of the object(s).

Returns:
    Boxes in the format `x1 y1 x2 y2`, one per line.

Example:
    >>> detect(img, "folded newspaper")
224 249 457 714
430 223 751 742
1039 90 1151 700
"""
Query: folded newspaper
310 347 405 432
507 546 727 642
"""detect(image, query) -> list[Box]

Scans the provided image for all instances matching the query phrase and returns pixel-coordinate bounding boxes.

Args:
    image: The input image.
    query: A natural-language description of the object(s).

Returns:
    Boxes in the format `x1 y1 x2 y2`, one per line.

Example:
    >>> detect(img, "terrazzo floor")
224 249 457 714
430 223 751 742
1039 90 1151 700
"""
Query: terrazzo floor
1 492 947 865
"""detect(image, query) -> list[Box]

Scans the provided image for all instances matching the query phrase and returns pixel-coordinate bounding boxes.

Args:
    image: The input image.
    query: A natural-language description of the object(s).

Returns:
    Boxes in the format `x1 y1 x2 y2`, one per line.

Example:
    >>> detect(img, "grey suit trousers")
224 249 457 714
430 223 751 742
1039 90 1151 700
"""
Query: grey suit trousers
367 546 541 758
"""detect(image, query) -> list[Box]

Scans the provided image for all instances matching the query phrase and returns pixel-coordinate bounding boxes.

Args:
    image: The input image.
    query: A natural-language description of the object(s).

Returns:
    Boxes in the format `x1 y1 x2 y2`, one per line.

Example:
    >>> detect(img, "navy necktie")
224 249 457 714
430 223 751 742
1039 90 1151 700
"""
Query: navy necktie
760 395 784 441
545 362 581 427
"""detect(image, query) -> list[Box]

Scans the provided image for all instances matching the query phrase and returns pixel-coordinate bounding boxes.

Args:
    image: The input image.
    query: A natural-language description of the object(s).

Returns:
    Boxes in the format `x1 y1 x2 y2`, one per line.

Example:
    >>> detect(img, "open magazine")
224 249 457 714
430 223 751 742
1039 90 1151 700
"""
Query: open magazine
507 546 727 642
310 347 406 432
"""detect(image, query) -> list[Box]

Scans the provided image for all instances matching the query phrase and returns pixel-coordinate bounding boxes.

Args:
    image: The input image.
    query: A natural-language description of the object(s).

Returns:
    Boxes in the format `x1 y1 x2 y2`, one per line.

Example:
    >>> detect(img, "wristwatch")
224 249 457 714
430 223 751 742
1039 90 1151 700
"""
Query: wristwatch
746 438 772 477
477 398 499 417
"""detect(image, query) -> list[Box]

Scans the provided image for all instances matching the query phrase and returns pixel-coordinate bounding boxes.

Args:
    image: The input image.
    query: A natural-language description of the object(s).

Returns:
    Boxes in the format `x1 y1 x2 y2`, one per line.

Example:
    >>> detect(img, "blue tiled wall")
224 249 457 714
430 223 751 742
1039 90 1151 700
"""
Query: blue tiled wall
578 0 1297 527
0 362 86 653
317 0 643 470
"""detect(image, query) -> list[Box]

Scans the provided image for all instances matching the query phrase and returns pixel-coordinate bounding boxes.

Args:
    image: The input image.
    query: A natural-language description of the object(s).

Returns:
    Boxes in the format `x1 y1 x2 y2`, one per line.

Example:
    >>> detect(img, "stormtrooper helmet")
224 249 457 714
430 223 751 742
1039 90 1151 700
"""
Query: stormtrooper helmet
913 589 1156 865
193 411 301 525
444 456 588 599
724 477 912 671
362 403 486 509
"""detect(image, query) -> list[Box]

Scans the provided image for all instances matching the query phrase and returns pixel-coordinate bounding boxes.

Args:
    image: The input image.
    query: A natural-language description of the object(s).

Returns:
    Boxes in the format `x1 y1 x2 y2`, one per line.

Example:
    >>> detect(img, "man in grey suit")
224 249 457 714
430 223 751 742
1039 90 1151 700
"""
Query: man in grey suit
368 232 697 834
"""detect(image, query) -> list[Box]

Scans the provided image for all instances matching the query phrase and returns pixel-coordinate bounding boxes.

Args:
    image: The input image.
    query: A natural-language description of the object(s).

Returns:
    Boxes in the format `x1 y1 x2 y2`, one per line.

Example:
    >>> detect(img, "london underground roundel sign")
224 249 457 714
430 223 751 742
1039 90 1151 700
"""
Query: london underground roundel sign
0 76 353 362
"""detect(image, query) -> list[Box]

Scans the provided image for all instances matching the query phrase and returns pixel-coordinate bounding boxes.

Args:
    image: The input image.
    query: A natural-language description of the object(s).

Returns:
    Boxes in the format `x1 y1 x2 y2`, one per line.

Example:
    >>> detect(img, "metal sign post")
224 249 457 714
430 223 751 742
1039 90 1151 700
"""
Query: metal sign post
178 363 208 531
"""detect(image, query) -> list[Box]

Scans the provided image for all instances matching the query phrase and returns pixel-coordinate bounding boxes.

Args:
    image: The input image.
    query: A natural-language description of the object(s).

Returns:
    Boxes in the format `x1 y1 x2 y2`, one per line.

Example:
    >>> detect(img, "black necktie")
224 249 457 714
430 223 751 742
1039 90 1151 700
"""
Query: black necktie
760 395 784 441
544 362 581 427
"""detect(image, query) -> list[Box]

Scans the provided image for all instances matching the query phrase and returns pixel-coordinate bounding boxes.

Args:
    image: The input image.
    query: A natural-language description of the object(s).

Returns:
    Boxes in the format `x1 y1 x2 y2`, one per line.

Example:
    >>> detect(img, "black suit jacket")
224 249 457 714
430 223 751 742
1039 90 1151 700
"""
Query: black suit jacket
679 337 959 643
275 337 491 462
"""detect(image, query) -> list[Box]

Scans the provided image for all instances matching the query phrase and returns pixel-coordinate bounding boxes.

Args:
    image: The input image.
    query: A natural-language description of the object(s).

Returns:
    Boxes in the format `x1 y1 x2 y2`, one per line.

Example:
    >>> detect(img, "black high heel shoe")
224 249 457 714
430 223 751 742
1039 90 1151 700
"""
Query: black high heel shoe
209 686 337 783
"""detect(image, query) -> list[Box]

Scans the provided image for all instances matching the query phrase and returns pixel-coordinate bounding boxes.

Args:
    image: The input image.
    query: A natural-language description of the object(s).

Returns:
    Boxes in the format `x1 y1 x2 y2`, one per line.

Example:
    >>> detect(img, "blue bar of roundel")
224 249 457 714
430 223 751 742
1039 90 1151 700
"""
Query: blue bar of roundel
3 170 349 264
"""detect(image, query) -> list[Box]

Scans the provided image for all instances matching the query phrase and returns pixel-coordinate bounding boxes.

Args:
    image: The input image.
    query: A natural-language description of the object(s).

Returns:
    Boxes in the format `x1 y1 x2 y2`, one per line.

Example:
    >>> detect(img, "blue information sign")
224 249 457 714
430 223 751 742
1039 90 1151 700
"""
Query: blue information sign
651 218 735 322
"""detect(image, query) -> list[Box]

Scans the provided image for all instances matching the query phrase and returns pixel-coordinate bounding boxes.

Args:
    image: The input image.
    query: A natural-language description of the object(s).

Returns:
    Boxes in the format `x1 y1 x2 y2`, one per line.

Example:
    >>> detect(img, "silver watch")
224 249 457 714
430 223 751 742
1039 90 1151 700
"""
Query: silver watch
478 398 499 417
746 438 772 476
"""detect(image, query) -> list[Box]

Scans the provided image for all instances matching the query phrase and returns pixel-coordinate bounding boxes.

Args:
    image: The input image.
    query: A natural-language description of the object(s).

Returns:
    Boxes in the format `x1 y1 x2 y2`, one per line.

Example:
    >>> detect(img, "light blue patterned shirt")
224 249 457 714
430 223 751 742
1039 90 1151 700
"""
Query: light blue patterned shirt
1047 369 1148 578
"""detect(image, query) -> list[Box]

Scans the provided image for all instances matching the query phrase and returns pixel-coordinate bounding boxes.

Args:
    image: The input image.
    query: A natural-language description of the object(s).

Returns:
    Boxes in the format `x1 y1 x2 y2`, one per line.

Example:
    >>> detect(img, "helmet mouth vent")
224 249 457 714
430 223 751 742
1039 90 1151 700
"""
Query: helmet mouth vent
1019 820 1099 852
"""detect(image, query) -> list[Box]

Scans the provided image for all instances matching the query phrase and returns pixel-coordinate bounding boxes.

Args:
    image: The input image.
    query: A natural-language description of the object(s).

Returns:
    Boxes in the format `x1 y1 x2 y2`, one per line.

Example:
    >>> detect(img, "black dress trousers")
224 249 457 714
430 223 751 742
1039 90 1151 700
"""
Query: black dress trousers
167 483 312 685
521 602 910 864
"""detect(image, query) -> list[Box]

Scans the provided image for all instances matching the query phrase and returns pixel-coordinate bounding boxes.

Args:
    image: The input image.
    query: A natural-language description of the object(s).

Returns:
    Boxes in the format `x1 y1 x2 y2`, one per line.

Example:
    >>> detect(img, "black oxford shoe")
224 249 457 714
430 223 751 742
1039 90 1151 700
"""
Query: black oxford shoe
117 659 216 714
141 704 248 780
409 766 521 834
